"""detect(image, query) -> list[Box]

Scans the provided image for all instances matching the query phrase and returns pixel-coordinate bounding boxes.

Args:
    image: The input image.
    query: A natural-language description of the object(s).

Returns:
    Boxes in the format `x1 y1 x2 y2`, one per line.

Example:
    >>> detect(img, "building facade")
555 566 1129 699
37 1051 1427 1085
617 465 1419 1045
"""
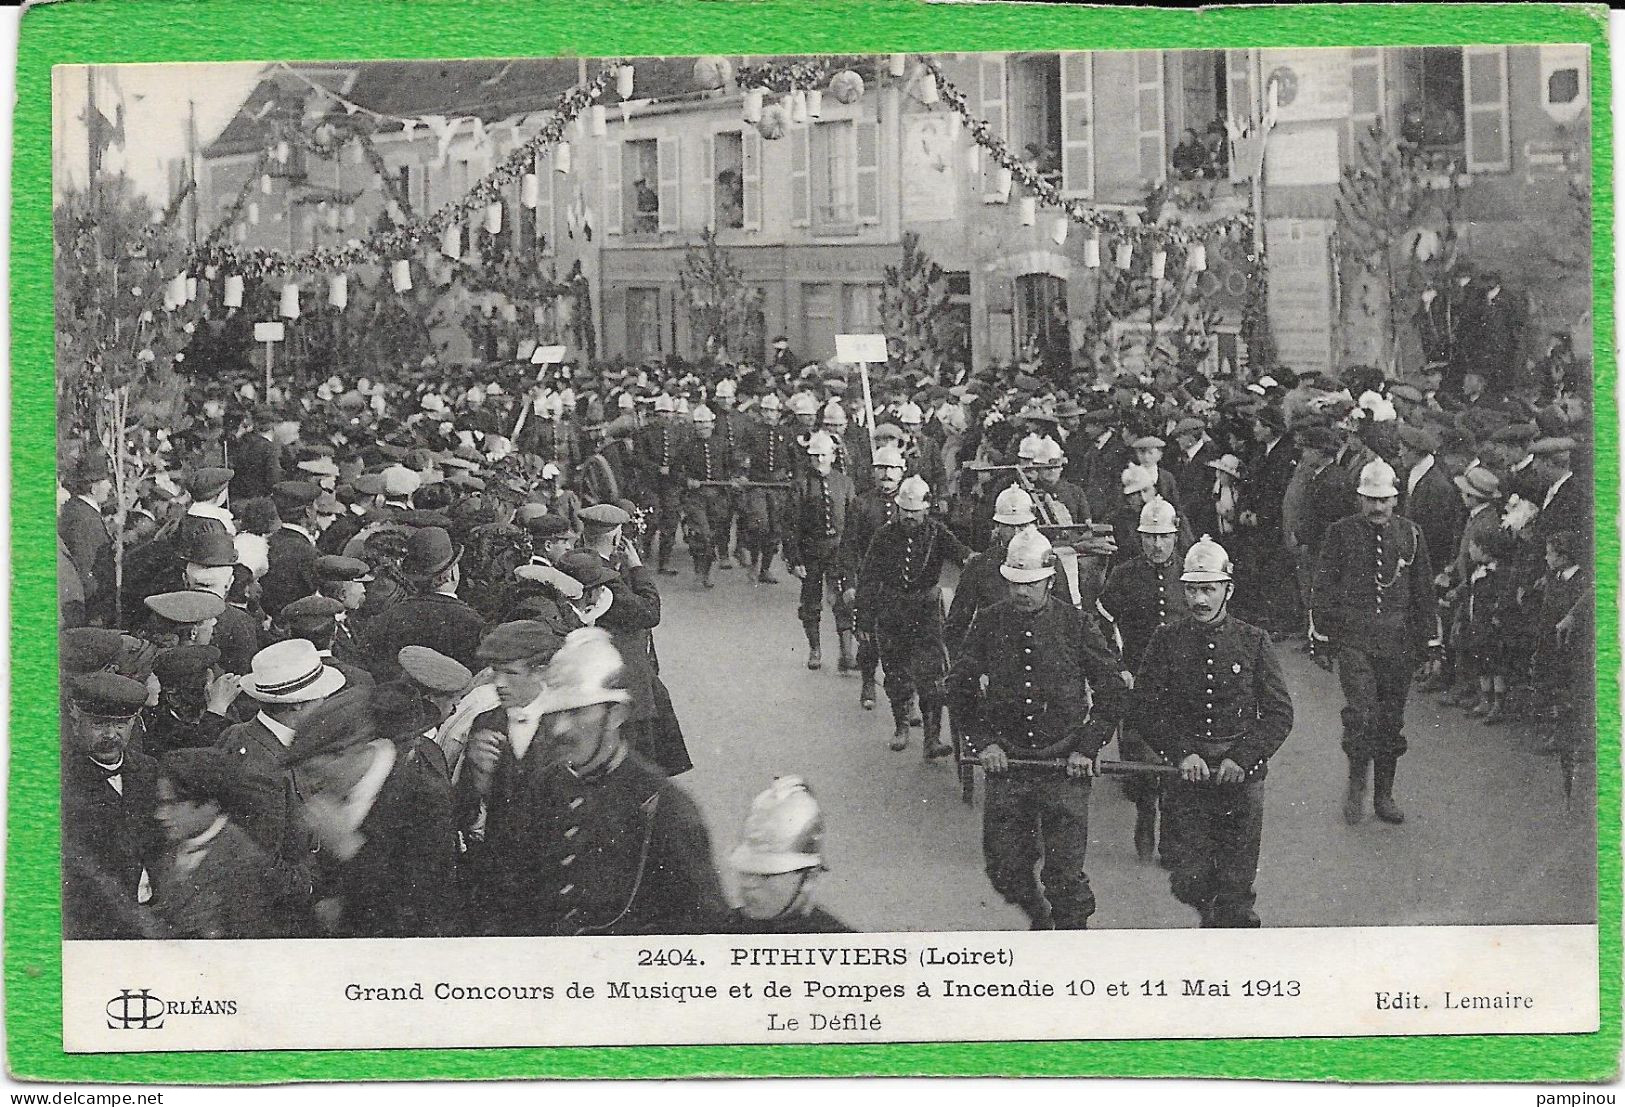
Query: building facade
199 46 1591 377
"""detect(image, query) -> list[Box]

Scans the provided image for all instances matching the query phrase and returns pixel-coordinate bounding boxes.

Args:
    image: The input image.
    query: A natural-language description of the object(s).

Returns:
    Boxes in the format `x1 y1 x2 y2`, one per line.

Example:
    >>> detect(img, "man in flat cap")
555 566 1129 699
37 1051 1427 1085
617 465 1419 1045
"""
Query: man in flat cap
462 627 727 936
282 684 458 938
178 467 236 549
61 672 164 938
146 644 240 755
361 527 485 682
181 531 261 675
140 590 225 651
311 554 373 660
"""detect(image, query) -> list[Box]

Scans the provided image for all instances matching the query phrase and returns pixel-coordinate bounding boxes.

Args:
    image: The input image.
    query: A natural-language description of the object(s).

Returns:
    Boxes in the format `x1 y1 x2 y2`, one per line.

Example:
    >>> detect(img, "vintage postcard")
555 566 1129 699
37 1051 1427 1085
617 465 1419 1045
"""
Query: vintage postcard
8 0 1617 1084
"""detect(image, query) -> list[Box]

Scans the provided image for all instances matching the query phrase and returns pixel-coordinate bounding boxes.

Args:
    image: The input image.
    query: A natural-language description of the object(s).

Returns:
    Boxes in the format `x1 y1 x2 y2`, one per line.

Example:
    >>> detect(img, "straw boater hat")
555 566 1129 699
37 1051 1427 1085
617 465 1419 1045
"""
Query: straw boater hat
1206 454 1242 480
240 639 347 704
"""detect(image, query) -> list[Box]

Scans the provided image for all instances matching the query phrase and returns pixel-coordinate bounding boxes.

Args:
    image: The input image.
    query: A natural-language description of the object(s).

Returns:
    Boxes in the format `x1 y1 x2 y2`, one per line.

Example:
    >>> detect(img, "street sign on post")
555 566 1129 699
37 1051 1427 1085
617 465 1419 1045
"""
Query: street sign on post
836 333 888 457
253 321 285 397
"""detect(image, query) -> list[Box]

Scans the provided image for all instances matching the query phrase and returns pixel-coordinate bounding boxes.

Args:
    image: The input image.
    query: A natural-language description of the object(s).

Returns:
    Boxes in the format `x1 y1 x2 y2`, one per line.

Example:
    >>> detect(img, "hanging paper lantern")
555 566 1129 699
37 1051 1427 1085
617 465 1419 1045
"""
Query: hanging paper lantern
1019 197 1037 226
806 89 824 119
326 205 342 231
742 87 765 123
889 54 907 77
247 201 260 225
791 90 809 125
556 141 572 176
828 69 865 105
522 172 540 209
590 105 608 137
392 259 413 292
343 205 356 226
280 281 300 319
1151 249 1167 280
260 173 273 194
203 265 218 280
756 104 790 141
1115 242 1134 270
1083 236 1101 269
919 71 939 104
1051 216 1069 246
440 222 462 259
994 166 1014 203
618 64 635 100
533 304 548 326
328 274 348 310
486 201 504 235
185 276 198 302
1187 242 1207 272
693 56 733 90
964 143 981 176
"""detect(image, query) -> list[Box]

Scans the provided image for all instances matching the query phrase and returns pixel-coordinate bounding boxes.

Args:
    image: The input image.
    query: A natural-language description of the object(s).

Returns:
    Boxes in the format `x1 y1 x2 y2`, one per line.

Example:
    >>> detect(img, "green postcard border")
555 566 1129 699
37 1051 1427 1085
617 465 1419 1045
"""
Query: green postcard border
7 0 1618 1083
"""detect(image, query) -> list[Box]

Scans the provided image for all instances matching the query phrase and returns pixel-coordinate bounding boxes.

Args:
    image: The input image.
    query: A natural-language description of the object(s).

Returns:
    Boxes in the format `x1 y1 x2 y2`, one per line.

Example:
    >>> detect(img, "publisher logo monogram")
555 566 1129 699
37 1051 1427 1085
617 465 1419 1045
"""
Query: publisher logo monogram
106 989 165 1030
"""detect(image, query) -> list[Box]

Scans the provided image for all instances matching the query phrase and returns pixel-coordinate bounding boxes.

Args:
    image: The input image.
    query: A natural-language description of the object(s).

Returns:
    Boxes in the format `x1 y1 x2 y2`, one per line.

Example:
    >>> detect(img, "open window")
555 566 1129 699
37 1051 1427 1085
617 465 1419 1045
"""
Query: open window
1015 273 1067 358
1010 54 1062 186
622 139 661 234
625 287 663 359
711 130 745 230
1172 50 1230 181
1397 45 1509 172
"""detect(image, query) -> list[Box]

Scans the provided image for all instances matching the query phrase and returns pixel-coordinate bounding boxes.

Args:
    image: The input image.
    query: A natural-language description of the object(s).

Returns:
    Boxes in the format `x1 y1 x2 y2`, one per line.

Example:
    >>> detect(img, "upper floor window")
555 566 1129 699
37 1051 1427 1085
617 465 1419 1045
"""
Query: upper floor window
713 130 745 230
623 139 660 234
1011 54 1062 185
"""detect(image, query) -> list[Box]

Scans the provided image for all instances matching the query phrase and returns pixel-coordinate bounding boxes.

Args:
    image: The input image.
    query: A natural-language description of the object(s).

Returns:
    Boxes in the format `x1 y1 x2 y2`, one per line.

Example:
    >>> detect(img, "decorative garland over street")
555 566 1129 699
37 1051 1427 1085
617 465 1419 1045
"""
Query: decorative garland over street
189 59 624 277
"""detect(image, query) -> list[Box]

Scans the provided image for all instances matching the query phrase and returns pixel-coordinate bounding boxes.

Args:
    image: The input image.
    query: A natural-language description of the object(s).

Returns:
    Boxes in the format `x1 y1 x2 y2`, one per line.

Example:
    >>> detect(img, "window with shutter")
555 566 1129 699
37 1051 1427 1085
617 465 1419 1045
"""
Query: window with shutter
710 131 746 231
979 55 1008 201
1060 51 1094 197
742 128 763 231
1463 45 1510 172
1136 51 1167 184
855 120 880 225
791 125 810 227
1226 49 1254 126
1349 47 1385 144
657 135 681 232
602 141 623 235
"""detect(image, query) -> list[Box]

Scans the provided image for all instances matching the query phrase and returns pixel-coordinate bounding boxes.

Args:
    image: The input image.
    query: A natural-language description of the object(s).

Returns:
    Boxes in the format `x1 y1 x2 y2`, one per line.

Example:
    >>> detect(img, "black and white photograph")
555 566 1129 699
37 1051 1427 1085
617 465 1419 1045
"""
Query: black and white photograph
52 42 1597 970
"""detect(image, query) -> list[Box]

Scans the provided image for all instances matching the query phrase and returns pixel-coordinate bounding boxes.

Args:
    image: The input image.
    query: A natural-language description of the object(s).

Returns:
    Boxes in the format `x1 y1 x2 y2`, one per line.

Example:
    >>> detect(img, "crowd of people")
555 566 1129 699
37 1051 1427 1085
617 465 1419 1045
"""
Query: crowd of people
58 337 1594 937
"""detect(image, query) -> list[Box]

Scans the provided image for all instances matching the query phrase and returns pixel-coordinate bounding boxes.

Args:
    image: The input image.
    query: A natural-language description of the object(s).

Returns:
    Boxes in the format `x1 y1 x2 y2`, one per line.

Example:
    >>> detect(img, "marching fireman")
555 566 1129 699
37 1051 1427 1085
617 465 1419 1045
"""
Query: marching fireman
725 776 854 933
633 394 687 575
1132 535 1293 927
856 475 970 757
1311 458 1442 826
678 404 732 589
783 431 857 672
1097 497 1189 864
840 443 907 700
947 528 1128 929
741 394 794 583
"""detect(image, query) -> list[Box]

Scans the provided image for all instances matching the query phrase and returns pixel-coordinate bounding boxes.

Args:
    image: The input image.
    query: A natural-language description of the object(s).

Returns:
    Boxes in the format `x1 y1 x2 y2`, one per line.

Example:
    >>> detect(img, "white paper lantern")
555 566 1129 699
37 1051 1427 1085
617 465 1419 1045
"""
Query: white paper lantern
486 201 504 235
247 201 260 225
994 166 1013 203
742 88 764 123
522 172 540 209
1083 236 1101 268
806 89 824 119
965 143 981 176
618 64 635 99
328 273 348 310
791 90 809 125
889 54 907 77
185 276 198 302
279 281 300 319
224 274 244 307
1187 242 1207 272
1150 250 1167 280
1019 196 1037 226
203 265 218 280
1051 216 1069 246
392 259 412 292
533 304 547 325
260 173 273 194
343 205 356 226
440 222 461 259
919 71 939 104
1115 242 1134 270
326 205 342 230
556 141 572 176
274 141 290 164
